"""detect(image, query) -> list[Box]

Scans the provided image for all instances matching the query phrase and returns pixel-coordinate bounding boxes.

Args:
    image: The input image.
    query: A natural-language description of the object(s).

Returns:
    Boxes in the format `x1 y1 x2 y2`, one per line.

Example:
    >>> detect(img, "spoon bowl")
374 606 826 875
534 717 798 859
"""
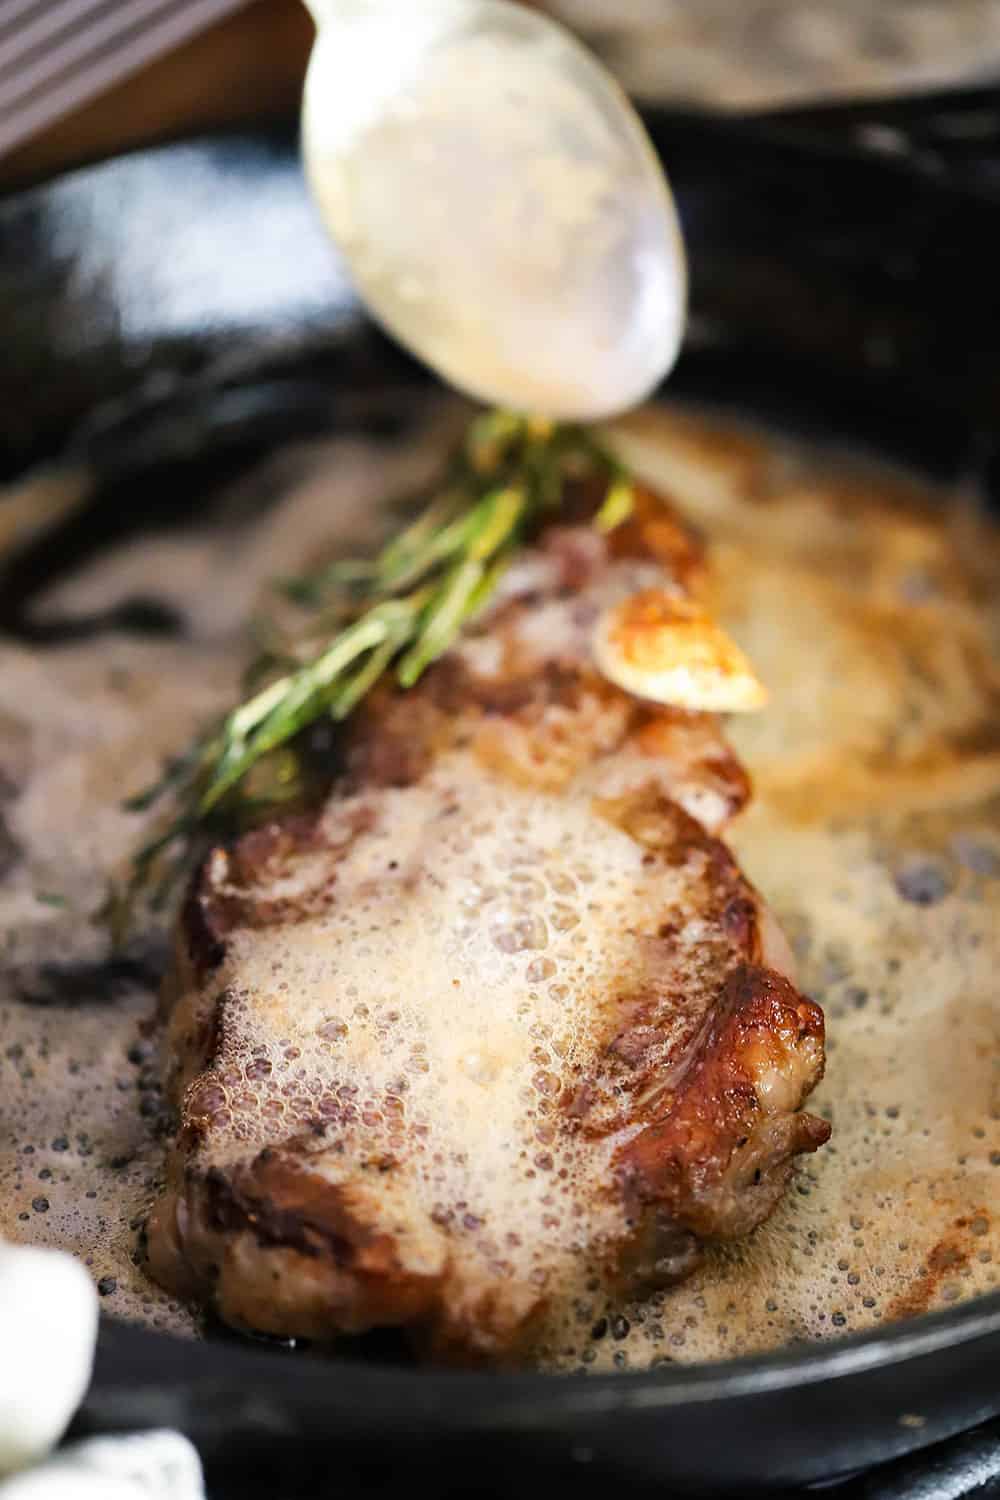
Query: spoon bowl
302 0 686 420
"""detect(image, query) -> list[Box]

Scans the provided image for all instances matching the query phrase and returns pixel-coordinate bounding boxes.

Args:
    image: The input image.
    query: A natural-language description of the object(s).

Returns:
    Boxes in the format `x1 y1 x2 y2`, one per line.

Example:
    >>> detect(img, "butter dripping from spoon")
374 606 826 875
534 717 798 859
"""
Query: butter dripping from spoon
301 0 687 420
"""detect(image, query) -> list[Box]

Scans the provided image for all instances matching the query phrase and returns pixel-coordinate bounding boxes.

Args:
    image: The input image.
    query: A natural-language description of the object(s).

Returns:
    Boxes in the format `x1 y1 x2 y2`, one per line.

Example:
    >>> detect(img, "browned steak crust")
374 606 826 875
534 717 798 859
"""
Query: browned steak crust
146 485 828 1363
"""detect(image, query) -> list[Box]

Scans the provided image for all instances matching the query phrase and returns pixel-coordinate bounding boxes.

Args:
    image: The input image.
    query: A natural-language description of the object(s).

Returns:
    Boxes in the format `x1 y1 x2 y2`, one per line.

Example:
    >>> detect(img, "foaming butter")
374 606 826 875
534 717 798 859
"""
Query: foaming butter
1 399 998 1368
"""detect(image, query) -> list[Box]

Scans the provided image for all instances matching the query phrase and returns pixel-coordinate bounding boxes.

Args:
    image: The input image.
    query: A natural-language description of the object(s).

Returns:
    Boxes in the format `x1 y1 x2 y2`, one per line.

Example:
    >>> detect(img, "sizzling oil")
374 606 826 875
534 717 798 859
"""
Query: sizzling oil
1 399 998 1365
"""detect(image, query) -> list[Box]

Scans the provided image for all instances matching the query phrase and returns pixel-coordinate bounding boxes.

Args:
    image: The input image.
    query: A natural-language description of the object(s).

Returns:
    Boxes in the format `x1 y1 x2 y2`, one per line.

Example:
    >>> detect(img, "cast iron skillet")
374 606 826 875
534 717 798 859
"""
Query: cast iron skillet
2 85 1000 1494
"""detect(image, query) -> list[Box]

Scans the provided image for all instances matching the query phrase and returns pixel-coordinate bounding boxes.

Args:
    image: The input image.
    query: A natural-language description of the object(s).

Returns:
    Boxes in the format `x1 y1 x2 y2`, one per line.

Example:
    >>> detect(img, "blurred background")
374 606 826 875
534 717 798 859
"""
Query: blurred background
4 0 1000 191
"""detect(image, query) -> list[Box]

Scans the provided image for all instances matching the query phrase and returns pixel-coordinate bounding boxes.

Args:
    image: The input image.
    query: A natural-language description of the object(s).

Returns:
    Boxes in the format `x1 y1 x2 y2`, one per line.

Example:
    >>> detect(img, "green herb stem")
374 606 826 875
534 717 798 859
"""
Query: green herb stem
124 411 631 917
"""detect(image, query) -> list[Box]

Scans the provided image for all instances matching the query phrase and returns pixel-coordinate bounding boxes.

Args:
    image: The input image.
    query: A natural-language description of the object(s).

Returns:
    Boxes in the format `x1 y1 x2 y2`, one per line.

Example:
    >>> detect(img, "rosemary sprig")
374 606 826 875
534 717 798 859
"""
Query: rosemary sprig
122 410 633 916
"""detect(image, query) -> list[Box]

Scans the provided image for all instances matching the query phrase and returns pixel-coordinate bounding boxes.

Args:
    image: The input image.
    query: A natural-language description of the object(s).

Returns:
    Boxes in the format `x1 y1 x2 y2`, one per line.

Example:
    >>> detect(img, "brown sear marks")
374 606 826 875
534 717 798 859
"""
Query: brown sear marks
343 658 607 786
344 688 442 789
722 893 759 952
151 1147 451 1340
225 814 329 884
182 807 374 976
618 965 828 1242
538 524 608 592
569 787 771 1138
528 476 705 597
426 655 598 725
883 1214 988 1322
470 678 632 793
180 860 232 976
205 1150 382 1264
146 463 830 1362
630 711 752 821
595 783 754 887
606 484 707 594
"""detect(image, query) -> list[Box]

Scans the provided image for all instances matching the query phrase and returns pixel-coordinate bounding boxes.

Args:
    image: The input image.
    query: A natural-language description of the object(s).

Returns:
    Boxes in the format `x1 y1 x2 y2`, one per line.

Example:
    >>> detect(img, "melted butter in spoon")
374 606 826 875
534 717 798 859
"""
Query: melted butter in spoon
302 0 686 419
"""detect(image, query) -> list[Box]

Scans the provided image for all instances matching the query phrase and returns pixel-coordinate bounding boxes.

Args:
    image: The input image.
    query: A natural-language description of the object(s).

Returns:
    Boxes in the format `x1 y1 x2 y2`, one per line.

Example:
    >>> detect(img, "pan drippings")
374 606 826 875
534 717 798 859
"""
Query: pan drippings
1 400 998 1366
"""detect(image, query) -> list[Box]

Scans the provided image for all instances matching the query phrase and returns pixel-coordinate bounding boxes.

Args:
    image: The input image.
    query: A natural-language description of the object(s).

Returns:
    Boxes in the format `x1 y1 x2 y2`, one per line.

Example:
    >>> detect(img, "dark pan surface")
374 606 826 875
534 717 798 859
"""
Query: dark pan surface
79 1290 1000 1491
1 91 1000 1490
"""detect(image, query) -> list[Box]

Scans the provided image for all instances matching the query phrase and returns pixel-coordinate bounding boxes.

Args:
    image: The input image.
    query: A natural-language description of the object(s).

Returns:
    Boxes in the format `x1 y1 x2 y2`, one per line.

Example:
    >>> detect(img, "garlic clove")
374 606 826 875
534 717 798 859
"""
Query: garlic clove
594 588 766 713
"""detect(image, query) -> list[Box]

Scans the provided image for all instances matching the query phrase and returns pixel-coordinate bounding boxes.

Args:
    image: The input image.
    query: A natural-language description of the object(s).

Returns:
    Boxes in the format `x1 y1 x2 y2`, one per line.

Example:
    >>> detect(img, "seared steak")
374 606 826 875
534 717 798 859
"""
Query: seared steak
146 485 829 1362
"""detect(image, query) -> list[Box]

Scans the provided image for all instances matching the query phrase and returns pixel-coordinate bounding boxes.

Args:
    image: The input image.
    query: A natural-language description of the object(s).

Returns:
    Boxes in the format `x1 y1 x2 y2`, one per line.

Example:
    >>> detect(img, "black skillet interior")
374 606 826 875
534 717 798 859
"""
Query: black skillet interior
2 86 1000 1493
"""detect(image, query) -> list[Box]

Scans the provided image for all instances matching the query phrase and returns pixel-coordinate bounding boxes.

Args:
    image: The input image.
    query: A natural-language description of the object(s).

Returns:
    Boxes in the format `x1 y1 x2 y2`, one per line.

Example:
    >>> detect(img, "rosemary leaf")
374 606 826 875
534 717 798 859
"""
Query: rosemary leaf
274 563 374 607
466 409 525 474
595 477 636 533
121 409 634 920
465 553 512 616
378 500 483 593
397 555 484 688
374 488 468 588
200 610 395 814
331 634 402 720
123 733 213 813
131 816 200 881
468 485 524 561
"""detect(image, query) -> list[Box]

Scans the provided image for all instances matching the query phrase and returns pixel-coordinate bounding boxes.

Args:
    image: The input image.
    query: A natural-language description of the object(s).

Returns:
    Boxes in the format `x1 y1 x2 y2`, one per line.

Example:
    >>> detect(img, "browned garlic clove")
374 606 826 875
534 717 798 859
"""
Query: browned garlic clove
593 588 767 713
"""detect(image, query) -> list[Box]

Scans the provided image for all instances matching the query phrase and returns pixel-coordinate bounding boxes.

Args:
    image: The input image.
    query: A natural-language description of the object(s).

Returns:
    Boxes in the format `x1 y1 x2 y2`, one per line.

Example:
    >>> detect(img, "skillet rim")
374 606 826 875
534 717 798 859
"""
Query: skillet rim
77 333 1000 1408
90 1279 1000 1416
1 93 997 1479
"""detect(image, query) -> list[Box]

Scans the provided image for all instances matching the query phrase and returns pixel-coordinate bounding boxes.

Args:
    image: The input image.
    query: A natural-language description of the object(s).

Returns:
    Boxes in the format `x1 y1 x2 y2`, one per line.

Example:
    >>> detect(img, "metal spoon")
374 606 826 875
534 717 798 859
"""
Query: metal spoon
301 0 686 421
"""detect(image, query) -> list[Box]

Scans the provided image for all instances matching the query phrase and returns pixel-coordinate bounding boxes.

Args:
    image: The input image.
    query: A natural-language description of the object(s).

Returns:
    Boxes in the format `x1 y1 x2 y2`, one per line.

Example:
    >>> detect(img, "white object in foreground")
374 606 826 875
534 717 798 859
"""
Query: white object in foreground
0 1433 205 1500
0 1244 98 1477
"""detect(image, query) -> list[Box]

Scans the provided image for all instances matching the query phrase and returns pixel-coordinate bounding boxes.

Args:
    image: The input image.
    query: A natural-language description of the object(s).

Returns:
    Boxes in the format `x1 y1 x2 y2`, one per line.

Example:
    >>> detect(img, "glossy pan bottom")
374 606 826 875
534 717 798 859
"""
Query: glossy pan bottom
1 97 999 1486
